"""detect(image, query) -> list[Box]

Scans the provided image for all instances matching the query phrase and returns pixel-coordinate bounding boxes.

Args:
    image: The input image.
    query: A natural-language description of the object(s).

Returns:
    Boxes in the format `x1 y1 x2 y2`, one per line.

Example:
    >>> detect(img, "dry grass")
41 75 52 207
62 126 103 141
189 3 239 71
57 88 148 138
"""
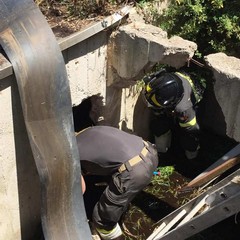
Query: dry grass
34 0 135 37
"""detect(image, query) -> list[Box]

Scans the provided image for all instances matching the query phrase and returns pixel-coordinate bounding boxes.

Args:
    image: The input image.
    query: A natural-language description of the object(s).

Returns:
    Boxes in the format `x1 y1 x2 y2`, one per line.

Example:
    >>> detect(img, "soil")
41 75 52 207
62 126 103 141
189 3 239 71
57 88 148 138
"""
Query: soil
37 1 129 38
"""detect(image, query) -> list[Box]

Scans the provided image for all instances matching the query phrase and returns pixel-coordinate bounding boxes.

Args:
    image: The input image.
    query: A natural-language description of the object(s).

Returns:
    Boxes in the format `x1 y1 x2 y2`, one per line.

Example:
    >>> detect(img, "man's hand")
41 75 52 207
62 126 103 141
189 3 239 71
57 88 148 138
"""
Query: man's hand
81 175 86 194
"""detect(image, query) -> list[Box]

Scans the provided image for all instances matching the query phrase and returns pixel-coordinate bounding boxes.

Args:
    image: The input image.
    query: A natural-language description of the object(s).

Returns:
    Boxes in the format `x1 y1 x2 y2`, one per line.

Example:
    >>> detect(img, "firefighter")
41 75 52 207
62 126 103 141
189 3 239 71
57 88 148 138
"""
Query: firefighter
143 68 205 160
76 125 158 240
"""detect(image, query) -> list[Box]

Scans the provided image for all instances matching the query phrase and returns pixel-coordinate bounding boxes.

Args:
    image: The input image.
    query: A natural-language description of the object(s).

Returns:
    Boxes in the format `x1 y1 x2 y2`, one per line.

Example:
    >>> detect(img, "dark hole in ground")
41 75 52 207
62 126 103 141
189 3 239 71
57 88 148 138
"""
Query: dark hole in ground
36 98 240 240
74 98 240 239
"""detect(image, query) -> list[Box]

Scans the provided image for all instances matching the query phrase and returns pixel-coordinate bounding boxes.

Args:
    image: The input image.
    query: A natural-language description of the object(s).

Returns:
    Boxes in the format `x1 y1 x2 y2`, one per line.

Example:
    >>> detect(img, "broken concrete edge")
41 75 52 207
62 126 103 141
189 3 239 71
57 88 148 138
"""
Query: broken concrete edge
107 21 198 83
0 5 132 80
204 52 240 78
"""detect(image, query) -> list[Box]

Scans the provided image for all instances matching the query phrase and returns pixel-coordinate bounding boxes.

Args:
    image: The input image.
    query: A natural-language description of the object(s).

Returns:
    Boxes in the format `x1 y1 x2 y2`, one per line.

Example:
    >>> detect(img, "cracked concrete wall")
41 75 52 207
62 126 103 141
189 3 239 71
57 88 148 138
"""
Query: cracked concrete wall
0 75 41 240
107 21 197 85
63 31 108 106
204 53 240 142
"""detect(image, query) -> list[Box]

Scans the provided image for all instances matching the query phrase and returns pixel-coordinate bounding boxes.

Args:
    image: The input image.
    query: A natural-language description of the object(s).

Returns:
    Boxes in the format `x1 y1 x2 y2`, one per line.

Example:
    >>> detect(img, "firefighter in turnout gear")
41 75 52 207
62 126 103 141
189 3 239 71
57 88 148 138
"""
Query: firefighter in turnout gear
143 68 205 160
77 126 158 240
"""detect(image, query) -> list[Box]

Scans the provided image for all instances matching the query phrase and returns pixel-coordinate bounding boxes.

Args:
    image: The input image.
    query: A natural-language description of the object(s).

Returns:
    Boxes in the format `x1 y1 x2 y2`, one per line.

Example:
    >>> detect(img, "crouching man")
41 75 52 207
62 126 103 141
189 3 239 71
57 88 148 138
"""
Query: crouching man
76 126 158 240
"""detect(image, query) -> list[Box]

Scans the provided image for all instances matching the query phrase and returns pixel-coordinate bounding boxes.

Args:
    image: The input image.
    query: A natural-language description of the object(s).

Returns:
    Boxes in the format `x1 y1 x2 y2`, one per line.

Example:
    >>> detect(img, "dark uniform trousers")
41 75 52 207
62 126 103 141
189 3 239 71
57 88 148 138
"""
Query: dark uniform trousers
92 141 158 230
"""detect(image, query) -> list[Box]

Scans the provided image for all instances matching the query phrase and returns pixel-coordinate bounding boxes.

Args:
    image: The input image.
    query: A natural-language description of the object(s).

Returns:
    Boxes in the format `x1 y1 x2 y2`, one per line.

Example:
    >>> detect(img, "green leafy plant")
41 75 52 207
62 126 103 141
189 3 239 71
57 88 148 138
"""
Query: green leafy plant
151 166 175 186
138 0 240 58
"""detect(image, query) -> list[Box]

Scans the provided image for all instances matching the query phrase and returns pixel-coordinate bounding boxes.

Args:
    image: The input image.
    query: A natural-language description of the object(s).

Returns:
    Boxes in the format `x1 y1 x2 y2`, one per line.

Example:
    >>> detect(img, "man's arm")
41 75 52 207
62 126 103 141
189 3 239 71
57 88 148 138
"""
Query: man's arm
81 175 86 194
177 107 199 133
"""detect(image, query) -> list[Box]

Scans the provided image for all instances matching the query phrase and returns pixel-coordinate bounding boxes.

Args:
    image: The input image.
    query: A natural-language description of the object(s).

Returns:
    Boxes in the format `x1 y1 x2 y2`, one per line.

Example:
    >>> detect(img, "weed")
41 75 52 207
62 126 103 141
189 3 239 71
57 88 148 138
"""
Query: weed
151 166 175 185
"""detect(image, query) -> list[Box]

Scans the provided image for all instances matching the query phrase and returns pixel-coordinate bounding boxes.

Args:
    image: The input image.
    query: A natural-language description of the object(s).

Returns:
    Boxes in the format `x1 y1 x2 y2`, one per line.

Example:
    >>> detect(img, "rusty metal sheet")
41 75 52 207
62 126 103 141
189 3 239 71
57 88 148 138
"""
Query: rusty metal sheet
0 0 91 239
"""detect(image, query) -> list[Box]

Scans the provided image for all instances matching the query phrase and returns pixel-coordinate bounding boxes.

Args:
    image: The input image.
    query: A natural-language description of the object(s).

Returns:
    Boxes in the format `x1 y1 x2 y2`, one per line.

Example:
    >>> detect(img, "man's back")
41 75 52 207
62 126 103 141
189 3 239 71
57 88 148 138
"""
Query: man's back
76 126 144 175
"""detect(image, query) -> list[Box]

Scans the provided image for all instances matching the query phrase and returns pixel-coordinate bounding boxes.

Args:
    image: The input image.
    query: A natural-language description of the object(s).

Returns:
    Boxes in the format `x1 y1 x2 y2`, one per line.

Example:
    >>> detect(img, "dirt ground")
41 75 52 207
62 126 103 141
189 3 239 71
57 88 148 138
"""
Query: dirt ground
37 1 129 38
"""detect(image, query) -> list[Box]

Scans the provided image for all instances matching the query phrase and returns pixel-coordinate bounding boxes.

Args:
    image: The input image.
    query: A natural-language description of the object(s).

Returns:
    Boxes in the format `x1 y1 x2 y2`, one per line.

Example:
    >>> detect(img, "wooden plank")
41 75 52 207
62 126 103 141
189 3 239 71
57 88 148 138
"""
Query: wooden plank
178 195 209 226
180 154 240 192
147 222 167 240
194 144 240 181
151 209 187 239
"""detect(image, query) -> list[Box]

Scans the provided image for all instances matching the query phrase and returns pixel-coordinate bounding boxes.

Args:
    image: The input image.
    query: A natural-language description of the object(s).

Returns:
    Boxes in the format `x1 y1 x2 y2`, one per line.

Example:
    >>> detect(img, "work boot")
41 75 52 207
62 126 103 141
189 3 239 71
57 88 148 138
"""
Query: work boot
96 223 123 240
110 236 125 240
185 150 198 160
185 145 200 160
89 221 101 240
92 234 101 240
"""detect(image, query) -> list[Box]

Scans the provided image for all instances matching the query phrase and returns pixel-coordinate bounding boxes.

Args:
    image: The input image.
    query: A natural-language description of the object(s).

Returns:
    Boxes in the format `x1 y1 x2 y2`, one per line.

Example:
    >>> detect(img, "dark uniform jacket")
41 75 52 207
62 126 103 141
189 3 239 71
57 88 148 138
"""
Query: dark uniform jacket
76 126 158 230
76 126 144 175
